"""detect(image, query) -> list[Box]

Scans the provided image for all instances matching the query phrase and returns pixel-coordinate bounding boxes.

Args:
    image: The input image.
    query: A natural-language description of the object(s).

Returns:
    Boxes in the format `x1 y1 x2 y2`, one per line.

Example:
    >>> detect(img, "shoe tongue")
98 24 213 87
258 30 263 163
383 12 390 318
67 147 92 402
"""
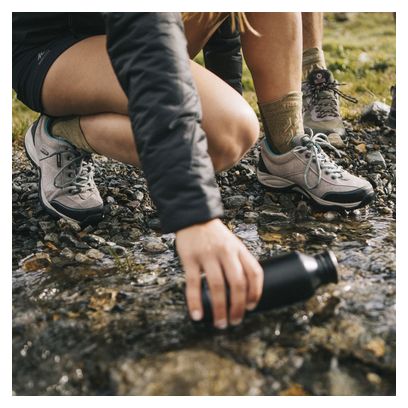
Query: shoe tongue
308 68 334 87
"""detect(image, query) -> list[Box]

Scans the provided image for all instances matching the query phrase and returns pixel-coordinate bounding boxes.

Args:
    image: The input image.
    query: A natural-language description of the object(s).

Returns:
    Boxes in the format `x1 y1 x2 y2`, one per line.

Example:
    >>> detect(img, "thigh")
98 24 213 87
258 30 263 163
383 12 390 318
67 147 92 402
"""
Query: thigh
42 35 128 117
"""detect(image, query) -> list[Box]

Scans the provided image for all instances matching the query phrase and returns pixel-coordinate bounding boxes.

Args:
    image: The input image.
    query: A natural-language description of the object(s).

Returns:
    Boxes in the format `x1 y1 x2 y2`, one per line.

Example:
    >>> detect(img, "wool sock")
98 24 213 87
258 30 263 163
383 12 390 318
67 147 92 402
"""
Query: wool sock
302 47 326 80
258 91 304 154
50 116 97 154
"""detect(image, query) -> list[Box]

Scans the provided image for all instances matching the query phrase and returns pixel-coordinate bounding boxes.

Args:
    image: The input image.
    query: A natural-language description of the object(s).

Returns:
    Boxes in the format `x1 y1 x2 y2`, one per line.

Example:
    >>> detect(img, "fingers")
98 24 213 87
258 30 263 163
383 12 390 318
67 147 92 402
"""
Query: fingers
183 257 203 321
221 254 247 326
203 259 228 329
239 247 264 311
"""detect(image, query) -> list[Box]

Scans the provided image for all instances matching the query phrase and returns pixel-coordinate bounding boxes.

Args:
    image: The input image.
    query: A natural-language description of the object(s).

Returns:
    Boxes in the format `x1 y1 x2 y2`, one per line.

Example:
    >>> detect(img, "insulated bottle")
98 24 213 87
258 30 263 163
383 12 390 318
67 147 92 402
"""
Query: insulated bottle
199 250 338 323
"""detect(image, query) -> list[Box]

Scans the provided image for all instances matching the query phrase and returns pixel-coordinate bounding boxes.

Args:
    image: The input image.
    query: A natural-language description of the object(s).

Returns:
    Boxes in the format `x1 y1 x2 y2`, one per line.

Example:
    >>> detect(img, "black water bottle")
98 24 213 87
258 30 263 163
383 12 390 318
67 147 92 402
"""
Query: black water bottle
199 250 338 323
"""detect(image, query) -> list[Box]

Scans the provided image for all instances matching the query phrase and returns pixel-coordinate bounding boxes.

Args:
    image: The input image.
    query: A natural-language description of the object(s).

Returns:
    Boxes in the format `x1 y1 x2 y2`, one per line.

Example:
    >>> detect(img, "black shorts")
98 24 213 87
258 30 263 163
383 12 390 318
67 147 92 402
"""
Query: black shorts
12 34 92 112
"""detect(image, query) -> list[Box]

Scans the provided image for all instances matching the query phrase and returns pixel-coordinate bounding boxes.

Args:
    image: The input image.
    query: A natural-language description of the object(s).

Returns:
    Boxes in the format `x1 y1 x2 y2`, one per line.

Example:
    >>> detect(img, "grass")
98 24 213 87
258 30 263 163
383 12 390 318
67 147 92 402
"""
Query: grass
12 12 395 142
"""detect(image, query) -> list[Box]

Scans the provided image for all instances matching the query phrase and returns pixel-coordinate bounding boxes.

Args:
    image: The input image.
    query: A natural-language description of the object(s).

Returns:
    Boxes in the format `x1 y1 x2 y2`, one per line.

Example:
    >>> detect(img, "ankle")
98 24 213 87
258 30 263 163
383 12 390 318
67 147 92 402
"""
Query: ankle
302 47 326 80
258 92 304 154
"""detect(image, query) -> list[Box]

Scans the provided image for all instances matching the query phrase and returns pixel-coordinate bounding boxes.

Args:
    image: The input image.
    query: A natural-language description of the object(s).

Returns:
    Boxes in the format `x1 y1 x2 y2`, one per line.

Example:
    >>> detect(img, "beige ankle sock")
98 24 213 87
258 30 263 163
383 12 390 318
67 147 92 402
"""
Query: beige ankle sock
302 47 326 79
51 116 97 153
258 91 304 154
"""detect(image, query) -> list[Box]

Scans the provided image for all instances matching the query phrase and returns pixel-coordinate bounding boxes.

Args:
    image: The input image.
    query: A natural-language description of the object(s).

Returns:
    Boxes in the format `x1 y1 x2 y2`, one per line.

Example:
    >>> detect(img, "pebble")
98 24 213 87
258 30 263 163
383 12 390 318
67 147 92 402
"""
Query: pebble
85 249 105 260
20 253 51 272
244 211 258 223
328 133 345 149
74 253 92 264
259 209 289 223
355 143 367 154
308 228 337 242
224 195 247 209
361 101 390 126
142 238 168 254
43 233 59 245
39 221 56 234
82 234 107 247
57 218 81 233
366 151 386 168
60 248 75 260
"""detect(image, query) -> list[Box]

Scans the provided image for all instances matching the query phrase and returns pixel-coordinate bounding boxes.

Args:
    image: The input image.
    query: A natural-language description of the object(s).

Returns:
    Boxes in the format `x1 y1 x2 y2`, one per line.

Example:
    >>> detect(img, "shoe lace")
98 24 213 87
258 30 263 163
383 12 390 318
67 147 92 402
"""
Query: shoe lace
303 79 358 119
293 130 344 190
40 148 95 194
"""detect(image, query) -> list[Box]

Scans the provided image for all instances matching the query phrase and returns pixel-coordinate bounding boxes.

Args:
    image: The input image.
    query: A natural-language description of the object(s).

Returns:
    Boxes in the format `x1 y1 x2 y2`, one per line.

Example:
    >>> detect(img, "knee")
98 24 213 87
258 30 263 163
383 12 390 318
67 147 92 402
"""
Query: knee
212 106 259 172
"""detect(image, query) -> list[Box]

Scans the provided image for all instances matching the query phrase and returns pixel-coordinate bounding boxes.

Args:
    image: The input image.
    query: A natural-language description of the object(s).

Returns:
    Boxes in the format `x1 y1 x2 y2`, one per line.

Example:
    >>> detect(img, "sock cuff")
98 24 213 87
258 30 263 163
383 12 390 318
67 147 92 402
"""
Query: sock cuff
302 47 326 68
258 91 303 114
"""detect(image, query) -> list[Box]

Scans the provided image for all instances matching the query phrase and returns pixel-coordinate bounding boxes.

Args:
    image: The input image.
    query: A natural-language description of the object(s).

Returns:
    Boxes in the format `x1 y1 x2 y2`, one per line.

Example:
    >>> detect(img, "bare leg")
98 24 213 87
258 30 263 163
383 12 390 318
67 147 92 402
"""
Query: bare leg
240 12 302 103
42 35 259 172
302 12 324 50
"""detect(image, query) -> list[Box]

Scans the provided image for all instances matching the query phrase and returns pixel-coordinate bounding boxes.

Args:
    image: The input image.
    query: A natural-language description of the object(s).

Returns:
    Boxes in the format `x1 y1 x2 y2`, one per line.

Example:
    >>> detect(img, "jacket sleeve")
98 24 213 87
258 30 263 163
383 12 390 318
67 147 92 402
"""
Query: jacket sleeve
103 12 224 233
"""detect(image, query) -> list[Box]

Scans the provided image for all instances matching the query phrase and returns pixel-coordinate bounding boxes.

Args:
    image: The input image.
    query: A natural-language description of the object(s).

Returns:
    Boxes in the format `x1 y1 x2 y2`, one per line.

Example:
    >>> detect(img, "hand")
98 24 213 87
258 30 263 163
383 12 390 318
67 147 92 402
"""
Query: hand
176 218 263 329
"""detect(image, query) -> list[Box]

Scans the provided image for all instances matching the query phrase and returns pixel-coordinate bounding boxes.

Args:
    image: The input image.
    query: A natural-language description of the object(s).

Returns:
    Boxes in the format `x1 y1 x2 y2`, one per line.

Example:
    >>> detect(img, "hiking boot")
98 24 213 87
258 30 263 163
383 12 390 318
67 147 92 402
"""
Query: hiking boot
387 85 396 129
302 68 357 137
24 115 104 225
257 130 374 210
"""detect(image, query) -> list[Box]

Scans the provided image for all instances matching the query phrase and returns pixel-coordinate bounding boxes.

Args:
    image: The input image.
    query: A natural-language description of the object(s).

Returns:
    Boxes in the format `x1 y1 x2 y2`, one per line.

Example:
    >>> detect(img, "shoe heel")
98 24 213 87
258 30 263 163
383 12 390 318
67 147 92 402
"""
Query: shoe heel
24 125 39 167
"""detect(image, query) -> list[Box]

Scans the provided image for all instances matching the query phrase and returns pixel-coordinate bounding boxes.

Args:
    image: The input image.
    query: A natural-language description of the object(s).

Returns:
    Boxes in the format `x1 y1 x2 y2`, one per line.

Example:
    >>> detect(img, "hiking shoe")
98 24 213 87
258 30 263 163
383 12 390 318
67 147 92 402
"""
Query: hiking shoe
302 68 357 137
24 115 104 225
387 85 396 129
257 131 374 210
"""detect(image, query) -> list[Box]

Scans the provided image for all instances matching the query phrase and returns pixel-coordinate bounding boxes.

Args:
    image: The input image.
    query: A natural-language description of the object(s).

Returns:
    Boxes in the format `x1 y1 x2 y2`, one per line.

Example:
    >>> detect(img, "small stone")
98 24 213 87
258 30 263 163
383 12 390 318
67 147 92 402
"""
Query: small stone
74 253 92 263
322 211 339 222
361 101 390 126
308 227 337 242
61 248 75 260
366 372 382 385
39 221 56 234
43 233 59 245
142 238 168 254
57 218 81 233
259 210 289 224
224 195 247 209
244 211 258 223
328 133 345 149
364 338 385 357
366 151 386 168
82 234 107 247
106 196 115 204
20 253 51 272
128 228 143 240
293 232 306 243
355 143 367 154
279 384 308 396
86 248 105 260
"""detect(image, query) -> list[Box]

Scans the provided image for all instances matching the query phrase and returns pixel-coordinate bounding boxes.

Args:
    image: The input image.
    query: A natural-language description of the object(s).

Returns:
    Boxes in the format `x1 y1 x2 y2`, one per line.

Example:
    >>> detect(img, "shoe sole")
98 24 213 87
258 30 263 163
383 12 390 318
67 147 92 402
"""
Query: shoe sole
257 168 375 211
24 125 103 226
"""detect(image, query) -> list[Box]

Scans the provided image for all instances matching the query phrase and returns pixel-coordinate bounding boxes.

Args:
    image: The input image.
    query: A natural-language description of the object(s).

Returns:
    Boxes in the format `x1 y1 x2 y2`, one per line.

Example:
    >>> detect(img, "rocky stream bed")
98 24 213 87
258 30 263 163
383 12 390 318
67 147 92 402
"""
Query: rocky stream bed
12 121 396 395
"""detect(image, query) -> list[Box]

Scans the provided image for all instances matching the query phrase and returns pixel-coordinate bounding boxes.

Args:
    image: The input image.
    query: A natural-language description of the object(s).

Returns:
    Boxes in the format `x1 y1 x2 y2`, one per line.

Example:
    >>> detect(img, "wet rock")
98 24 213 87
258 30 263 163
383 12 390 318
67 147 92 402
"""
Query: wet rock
110 349 265 396
361 102 390 126
142 238 168 254
308 227 337 242
224 195 247 209
366 151 386 168
20 253 51 272
328 133 345 149
85 249 105 260
259 209 289 224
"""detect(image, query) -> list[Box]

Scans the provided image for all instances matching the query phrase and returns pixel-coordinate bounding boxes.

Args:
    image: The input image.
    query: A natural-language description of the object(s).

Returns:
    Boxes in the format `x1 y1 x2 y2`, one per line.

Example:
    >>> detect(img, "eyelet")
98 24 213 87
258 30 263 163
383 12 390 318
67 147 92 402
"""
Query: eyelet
331 176 336 180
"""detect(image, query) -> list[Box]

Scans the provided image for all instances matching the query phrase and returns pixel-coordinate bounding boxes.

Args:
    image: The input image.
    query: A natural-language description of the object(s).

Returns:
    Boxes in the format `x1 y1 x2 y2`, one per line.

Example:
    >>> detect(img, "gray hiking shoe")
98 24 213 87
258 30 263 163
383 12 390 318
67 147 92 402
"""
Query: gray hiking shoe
24 115 104 225
257 130 374 210
302 68 357 137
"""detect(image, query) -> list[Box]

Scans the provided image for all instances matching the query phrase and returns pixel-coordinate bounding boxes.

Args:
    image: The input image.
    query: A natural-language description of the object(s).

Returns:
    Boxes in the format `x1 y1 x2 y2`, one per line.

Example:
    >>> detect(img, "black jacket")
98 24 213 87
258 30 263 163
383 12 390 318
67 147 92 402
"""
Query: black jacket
13 12 224 233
